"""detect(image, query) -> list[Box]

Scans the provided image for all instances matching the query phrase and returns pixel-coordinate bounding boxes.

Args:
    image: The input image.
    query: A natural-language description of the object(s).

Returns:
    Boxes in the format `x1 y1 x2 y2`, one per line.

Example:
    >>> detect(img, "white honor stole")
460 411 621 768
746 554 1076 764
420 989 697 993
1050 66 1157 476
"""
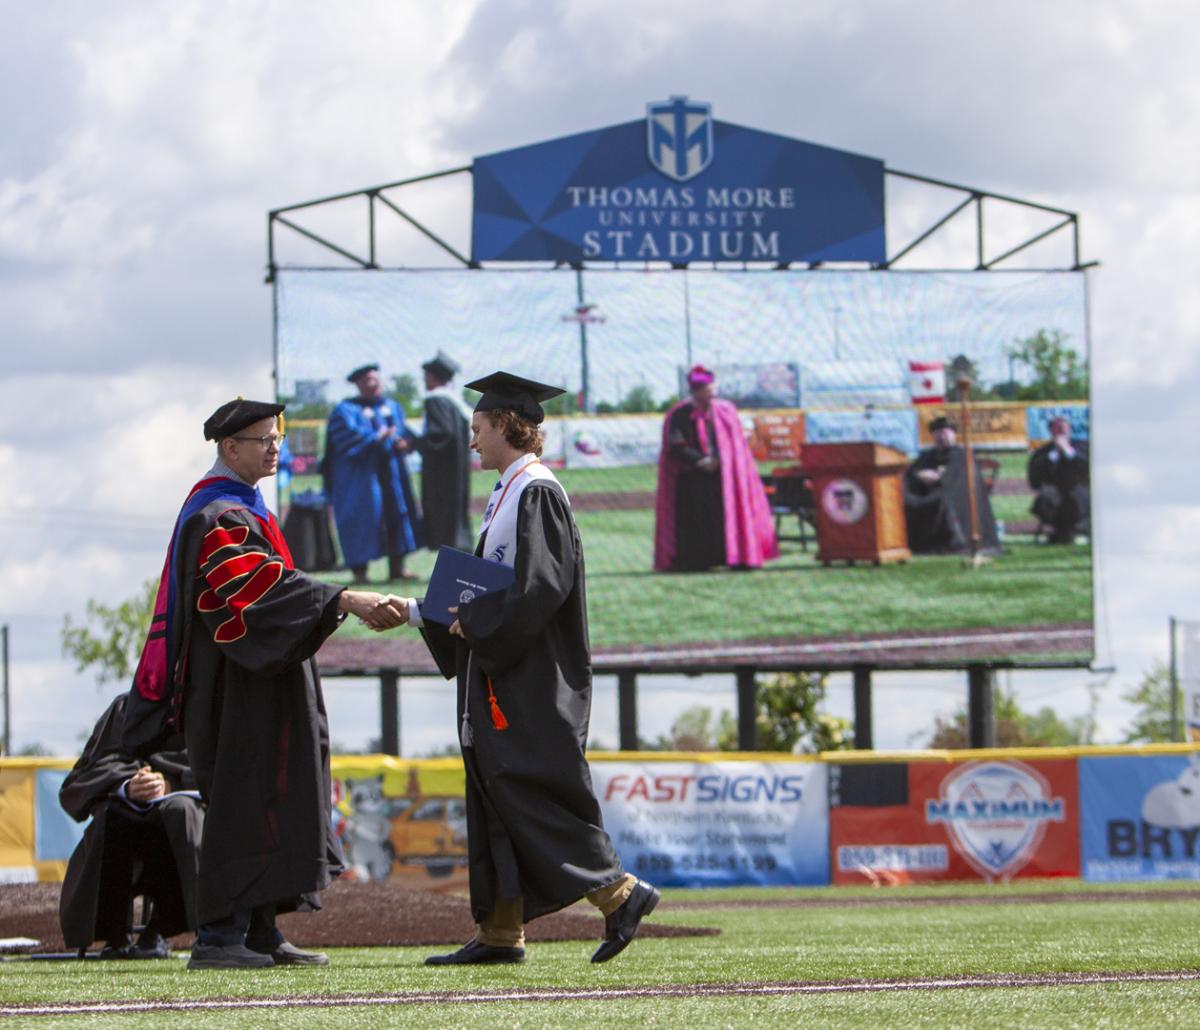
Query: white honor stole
476 453 564 567
460 454 563 749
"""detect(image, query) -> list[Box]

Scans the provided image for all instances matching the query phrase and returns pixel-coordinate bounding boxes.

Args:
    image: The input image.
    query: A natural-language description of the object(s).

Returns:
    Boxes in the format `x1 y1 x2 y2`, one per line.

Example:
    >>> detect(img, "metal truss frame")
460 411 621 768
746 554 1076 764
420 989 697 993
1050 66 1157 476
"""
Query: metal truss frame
266 164 1092 279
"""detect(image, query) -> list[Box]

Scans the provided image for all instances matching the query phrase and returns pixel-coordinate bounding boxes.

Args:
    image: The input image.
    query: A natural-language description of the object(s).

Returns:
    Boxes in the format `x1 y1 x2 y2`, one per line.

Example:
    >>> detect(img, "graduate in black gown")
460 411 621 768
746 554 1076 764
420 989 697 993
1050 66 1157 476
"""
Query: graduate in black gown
402 351 472 551
1028 415 1090 543
121 398 408 969
904 416 1000 555
59 693 202 958
401 372 659 966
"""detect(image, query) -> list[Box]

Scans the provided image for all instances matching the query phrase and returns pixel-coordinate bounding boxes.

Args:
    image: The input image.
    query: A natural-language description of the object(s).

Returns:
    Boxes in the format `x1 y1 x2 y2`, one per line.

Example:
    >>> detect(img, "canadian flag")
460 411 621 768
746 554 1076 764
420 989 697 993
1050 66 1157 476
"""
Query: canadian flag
909 360 946 405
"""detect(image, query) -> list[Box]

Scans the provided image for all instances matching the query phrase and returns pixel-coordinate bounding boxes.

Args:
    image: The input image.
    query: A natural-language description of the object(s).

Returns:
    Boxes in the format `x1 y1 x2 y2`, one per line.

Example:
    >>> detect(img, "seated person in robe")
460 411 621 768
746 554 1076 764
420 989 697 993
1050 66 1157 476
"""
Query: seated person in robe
903 415 1000 555
59 693 204 959
1027 415 1090 543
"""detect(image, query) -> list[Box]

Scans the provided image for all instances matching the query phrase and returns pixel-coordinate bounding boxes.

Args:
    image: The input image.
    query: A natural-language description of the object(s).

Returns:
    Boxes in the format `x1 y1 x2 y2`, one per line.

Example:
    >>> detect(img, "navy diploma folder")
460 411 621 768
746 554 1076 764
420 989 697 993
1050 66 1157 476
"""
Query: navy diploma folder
421 546 515 625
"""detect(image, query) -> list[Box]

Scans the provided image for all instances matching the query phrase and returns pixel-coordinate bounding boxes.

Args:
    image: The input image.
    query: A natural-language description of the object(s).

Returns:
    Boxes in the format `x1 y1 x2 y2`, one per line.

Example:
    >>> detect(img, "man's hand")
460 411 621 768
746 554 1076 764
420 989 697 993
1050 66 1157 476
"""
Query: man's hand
697 455 719 473
393 437 409 453
377 425 396 441
448 605 464 638
339 590 411 631
917 467 944 485
127 766 167 803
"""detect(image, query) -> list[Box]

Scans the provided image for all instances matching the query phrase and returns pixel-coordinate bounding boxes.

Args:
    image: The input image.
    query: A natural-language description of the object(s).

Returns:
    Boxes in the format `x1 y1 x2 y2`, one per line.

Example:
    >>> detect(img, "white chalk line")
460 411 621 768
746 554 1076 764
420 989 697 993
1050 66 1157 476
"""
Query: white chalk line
4 969 1200 1018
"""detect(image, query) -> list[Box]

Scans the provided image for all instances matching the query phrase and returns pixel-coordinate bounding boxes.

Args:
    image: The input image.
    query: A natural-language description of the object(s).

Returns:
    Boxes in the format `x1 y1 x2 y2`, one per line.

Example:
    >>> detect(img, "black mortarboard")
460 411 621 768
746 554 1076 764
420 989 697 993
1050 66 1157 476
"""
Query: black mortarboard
204 398 285 441
422 350 460 381
929 415 956 433
464 371 565 425
347 363 380 383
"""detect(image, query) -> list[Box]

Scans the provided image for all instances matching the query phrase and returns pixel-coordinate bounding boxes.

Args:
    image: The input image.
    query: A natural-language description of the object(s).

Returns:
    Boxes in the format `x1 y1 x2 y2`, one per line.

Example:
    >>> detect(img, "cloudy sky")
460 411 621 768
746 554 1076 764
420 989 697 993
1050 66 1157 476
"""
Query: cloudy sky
2 0 1196 755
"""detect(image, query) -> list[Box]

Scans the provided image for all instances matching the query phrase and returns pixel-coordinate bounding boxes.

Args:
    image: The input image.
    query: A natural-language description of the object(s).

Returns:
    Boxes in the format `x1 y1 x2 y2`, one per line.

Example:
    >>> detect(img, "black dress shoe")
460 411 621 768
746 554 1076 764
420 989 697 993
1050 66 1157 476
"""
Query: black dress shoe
98 940 133 960
264 941 329 966
187 943 275 970
591 879 660 963
130 933 170 960
425 939 526 966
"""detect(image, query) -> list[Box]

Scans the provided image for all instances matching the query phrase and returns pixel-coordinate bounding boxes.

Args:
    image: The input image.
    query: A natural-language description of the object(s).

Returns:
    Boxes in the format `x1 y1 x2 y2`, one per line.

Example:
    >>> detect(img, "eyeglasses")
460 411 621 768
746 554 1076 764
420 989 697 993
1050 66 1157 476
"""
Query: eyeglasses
231 434 287 448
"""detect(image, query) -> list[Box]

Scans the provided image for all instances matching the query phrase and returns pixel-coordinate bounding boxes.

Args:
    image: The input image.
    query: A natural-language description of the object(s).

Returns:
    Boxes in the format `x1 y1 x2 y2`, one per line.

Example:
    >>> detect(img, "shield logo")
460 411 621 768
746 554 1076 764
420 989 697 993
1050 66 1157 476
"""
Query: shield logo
646 96 714 181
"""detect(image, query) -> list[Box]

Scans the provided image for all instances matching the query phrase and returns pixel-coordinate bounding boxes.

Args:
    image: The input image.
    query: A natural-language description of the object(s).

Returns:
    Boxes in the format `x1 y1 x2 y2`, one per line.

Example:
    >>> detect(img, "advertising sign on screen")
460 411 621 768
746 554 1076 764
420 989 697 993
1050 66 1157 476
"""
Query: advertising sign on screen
1079 754 1200 881
593 761 829 887
830 759 1080 883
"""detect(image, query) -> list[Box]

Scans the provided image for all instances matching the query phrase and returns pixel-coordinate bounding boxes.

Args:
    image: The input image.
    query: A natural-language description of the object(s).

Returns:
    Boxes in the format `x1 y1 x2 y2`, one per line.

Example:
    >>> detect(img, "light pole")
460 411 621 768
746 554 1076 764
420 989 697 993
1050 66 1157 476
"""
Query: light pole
561 278 606 412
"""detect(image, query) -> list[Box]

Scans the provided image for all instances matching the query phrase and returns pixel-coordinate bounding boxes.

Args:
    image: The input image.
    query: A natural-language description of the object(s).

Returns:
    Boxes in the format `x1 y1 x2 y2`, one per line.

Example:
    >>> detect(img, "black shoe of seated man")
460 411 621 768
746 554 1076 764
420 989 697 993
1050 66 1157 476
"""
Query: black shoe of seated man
129 932 170 960
98 937 134 960
187 942 275 970
591 879 661 964
259 940 330 966
425 939 526 966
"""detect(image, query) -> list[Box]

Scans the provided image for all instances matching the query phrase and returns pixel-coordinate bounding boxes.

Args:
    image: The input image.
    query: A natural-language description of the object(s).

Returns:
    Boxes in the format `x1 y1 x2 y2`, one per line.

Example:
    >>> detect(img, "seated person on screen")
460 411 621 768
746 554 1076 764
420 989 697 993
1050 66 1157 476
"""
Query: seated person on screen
59 693 204 959
903 415 1000 555
1028 415 1090 543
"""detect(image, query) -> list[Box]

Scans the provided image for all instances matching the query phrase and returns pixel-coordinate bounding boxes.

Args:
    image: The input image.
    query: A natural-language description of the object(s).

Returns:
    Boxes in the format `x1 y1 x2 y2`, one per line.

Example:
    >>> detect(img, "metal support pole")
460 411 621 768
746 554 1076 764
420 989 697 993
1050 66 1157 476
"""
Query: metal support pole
380 669 400 756
576 269 590 413
1171 619 1180 739
1 624 9 756
736 667 757 751
852 665 873 750
967 665 996 748
682 269 693 369
617 670 638 751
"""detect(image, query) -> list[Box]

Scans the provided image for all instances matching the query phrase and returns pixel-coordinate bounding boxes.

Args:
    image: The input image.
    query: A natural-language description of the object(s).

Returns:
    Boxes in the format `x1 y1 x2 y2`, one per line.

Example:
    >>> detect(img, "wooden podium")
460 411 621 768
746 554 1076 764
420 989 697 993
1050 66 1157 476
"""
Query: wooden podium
800 442 911 565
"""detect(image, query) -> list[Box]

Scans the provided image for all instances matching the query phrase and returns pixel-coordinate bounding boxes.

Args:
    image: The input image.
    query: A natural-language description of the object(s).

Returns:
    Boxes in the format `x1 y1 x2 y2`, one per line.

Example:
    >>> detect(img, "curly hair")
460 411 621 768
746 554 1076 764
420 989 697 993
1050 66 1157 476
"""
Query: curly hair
487 409 544 456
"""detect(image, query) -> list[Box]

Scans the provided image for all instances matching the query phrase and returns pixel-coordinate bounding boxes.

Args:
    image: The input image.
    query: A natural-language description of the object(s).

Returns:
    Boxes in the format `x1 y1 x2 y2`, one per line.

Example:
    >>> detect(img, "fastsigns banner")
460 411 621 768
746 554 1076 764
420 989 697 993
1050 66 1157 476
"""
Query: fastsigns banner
830 758 1080 883
593 760 829 887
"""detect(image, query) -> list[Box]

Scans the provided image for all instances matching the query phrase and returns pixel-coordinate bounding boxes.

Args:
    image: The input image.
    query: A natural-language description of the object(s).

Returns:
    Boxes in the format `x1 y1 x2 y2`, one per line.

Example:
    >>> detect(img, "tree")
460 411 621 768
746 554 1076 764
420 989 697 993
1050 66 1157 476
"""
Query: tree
1007 329 1088 401
1121 662 1181 743
925 683 1100 748
389 374 421 418
61 578 157 686
730 672 854 753
646 705 735 751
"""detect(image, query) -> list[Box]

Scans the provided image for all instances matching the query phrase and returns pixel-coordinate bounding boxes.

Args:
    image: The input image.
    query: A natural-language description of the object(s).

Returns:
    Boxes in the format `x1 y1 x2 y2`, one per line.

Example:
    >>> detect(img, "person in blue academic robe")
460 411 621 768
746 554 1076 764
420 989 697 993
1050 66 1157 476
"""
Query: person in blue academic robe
323 364 423 582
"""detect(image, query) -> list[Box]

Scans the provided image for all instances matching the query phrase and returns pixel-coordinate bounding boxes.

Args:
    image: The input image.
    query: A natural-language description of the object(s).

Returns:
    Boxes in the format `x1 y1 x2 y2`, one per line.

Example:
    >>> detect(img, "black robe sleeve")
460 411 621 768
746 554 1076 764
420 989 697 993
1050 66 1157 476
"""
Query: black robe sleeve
411 397 457 458
59 697 141 822
194 509 345 677
457 484 577 678
667 404 707 465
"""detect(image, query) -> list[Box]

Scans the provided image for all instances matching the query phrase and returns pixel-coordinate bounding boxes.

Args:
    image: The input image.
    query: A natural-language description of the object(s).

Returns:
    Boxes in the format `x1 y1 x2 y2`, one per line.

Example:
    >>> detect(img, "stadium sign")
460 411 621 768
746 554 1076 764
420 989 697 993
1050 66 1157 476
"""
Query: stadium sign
471 95 886 265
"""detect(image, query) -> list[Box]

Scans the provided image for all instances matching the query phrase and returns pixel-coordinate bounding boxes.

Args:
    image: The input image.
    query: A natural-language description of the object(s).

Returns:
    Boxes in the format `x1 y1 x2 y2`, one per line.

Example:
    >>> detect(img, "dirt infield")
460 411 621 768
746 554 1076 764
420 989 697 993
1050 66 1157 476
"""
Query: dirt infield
4 970 1200 1019
0 880 716 953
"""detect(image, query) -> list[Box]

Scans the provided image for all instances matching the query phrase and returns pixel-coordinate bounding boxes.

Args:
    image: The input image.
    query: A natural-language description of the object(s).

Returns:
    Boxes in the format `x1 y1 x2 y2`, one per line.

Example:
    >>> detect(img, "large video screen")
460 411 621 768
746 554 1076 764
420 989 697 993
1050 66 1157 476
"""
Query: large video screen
275 268 1092 672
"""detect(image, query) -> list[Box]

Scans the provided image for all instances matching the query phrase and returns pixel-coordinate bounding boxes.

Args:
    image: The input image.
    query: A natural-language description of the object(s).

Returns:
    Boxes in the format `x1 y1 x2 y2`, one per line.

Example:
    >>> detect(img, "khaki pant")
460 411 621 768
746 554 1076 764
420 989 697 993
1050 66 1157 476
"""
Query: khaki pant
476 873 637 948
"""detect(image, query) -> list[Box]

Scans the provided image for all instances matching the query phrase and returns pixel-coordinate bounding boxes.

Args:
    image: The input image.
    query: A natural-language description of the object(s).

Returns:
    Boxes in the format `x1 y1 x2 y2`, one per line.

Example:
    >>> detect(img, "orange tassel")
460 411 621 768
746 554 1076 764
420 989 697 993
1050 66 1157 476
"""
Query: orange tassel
487 677 509 731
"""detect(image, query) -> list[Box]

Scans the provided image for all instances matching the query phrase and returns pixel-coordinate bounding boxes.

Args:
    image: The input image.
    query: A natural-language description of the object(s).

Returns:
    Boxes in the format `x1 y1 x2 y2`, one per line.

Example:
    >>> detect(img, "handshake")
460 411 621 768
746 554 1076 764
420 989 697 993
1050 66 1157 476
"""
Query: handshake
337 590 416 632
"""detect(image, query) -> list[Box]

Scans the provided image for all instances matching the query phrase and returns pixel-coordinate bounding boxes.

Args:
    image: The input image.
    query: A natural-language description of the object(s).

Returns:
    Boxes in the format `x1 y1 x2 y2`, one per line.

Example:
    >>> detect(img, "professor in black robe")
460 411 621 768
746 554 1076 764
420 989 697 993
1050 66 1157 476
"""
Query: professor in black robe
1028 416 1090 543
904 416 1000 555
121 398 408 970
59 693 202 958
405 372 659 966
403 351 472 551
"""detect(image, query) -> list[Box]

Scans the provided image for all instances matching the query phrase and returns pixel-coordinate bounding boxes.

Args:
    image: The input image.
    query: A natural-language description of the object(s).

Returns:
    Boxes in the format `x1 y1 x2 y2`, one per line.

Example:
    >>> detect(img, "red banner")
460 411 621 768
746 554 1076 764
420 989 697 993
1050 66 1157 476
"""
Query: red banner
831 758 1080 884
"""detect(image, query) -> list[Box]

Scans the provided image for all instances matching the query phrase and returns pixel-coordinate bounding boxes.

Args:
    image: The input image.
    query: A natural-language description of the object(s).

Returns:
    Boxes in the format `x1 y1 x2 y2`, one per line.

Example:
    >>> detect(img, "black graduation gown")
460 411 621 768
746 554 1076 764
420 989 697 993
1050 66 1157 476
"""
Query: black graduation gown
59 694 203 948
903 445 1000 555
180 505 346 925
419 481 624 924
1028 441 1090 542
667 402 725 571
411 395 472 550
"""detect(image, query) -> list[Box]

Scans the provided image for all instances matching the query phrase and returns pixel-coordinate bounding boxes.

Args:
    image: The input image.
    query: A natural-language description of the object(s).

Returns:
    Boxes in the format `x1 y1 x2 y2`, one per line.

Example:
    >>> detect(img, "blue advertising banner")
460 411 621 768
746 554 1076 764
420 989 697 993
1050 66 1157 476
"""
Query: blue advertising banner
592 761 829 887
1026 404 1089 442
806 408 919 456
1080 755 1200 881
472 96 885 265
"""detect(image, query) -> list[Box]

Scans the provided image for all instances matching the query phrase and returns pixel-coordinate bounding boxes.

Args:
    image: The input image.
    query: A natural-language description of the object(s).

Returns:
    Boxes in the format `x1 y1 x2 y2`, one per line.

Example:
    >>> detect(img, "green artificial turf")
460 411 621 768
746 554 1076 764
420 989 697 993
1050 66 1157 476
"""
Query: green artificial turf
3 881 1198 1028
